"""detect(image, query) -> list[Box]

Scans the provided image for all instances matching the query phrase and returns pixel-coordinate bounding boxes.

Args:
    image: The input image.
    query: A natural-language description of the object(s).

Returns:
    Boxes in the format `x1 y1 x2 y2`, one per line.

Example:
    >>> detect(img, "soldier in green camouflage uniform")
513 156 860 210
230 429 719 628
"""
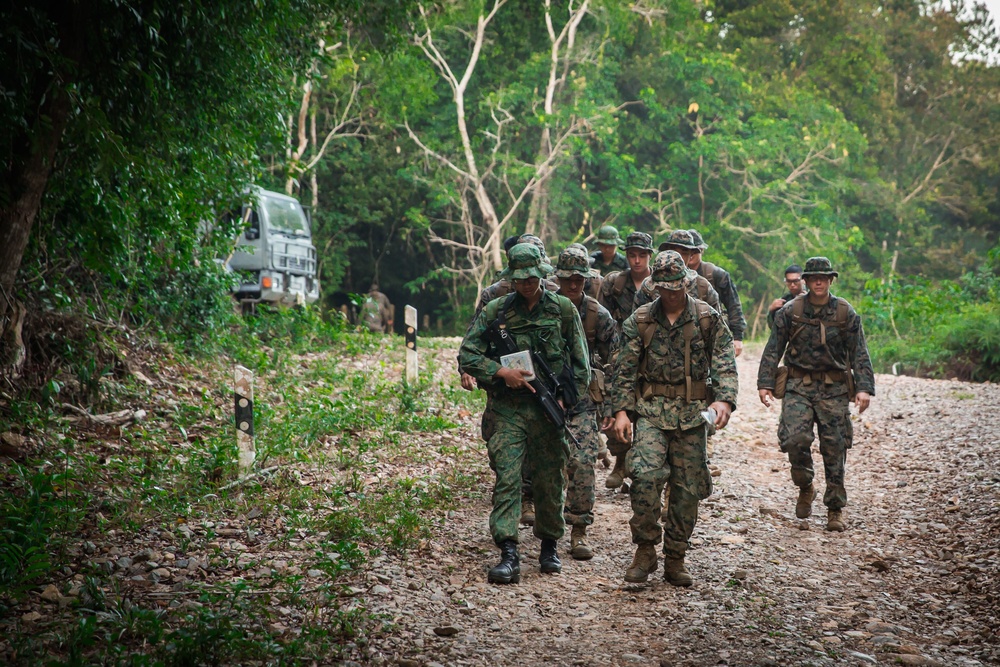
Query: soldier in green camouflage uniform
591 225 629 277
661 230 747 357
598 231 655 489
460 244 591 583
610 251 738 586
554 247 620 560
758 257 874 532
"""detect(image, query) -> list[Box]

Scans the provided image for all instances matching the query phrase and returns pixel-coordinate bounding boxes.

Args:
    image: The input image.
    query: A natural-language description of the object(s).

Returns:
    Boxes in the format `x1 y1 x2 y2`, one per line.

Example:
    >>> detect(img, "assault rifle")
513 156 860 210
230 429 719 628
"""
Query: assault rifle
481 309 580 448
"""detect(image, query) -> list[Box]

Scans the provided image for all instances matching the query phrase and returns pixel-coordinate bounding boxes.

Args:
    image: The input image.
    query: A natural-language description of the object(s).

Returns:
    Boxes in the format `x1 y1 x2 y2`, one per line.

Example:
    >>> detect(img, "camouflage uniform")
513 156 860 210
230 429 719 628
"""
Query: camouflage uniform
459 245 591 550
757 257 875 514
360 286 392 333
591 225 629 277
635 269 722 314
687 230 747 343
610 252 738 579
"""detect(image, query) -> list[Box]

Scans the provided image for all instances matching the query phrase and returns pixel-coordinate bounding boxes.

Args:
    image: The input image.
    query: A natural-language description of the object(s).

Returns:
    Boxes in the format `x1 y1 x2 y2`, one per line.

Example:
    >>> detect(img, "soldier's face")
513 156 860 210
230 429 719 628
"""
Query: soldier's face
598 243 616 260
512 277 541 298
686 249 702 269
656 286 687 310
627 249 651 273
558 275 586 301
785 273 804 295
806 275 832 297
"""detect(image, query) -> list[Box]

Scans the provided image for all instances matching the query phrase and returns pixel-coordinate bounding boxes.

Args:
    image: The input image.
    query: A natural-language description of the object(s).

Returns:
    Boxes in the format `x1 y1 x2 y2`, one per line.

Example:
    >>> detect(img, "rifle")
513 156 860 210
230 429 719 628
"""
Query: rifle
481 300 581 447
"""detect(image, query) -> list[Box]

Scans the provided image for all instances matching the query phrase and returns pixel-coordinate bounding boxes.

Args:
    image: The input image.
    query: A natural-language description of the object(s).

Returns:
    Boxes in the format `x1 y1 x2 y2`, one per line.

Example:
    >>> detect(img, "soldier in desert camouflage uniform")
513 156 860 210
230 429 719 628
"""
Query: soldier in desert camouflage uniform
553 247 620 560
610 251 738 586
758 257 874 532
460 243 590 584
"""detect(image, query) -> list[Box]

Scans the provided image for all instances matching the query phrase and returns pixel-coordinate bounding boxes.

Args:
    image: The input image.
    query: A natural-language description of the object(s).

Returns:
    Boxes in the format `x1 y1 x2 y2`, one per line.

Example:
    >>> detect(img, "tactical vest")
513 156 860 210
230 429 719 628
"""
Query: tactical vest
634 300 715 402
696 261 718 288
789 294 850 347
782 294 856 397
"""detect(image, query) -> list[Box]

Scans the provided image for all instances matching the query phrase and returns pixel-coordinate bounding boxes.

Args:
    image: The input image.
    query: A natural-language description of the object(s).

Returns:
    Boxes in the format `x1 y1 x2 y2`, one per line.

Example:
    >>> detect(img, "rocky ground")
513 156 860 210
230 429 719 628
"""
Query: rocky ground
356 343 1000 667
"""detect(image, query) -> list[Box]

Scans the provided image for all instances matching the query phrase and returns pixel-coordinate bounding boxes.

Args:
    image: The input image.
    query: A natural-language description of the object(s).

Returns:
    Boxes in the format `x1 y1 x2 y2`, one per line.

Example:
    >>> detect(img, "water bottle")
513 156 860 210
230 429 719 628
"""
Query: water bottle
701 407 717 436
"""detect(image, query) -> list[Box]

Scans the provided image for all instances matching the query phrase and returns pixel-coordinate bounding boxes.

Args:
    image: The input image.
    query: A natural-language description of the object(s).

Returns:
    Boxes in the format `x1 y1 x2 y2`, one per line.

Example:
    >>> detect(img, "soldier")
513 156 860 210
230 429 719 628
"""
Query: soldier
568 242 604 299
662 229 746 357
757 257 875 532
459 243 591 583
553 247 620 560
360 282 393 333
767 264 806 328
634 262 722 314
598 231 655 489
591 225 629 277
610 251 738 585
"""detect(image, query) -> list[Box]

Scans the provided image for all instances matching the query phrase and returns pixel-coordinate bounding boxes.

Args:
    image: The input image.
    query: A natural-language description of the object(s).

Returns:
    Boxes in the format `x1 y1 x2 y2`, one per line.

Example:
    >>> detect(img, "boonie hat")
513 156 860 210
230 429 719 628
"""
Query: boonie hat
801 256 839 278
595 225 623 247
688 229 708 250
657 229 699 252
500 243 554 281
555 247 592 279
623 231 654 252
648 250 694 291
518 234 549 262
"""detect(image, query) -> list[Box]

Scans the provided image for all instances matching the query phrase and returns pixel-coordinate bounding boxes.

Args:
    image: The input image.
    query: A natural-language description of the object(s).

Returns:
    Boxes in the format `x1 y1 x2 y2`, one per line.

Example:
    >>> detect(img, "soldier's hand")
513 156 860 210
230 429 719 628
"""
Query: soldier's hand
495 367 535 392
460 372 477 391
759 389 774 408
734 340 743 357
600 416 615 431
769 298 786 313
855 391 871 414
613 411 632 443
709 401 732 429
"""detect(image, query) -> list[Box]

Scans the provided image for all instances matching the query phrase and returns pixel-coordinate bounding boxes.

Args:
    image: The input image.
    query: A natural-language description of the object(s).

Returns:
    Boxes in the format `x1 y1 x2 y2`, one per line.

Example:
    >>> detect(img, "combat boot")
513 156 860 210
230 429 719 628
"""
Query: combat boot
663 557 693 587
624 544 658 583
826 509 846 532
539 539 562 574
570 525 593 561
520 498 535 526
795 483 817 519
605 455 627 489
487 539 521 584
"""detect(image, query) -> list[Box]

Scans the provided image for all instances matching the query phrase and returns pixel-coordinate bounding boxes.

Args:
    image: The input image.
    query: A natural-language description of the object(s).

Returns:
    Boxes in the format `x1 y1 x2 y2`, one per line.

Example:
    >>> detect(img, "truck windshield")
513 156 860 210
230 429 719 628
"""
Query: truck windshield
262 196 309 236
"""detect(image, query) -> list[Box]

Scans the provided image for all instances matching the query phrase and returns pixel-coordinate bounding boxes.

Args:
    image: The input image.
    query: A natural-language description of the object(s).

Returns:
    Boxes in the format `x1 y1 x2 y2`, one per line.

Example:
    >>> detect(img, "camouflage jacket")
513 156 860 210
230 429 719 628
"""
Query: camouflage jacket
695 261 746 341
598 269 646 329
460 290 591 403
758 294 875 395
634 274 721 314
590 250 628 277
565 294 619 418
610 295 738 431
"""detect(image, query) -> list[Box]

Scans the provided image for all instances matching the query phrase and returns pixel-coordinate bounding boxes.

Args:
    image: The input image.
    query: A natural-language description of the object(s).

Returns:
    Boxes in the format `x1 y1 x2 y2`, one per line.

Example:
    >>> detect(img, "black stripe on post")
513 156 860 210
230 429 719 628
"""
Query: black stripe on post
405 325 417 350
235 394 254 437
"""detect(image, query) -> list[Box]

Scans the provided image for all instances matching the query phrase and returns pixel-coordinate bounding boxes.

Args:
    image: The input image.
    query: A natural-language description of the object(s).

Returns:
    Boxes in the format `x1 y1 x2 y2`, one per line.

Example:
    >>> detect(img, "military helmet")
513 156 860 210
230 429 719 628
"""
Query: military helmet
499 243 554 281
657 229 699 252
801 257 839 278
555 246 592 279
687 229 708 250
595 225 623 247
518 234 549 262
649 250 693 291
623 231 654 252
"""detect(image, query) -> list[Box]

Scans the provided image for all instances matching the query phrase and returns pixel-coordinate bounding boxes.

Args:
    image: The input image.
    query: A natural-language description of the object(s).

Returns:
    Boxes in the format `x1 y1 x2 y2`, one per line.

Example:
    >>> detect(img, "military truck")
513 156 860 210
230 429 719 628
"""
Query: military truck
227 188 320 307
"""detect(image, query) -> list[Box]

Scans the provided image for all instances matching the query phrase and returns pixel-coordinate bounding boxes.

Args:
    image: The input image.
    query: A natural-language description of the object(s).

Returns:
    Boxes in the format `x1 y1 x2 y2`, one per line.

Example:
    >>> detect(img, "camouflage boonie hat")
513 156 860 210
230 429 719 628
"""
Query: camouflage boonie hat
688 229 708 250
657 229 698 252
518 234 549 262
648 250 693 291
555 247 592 279
623 231 654 252
499 243 554 281
567 242 595 264
595 225 623 247
640 267 698 297
801 256 838 278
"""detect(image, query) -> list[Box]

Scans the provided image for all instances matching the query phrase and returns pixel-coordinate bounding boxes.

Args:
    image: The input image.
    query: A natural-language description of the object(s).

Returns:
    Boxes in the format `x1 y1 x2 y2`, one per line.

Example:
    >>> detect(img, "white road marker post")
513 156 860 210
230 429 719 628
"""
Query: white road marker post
405 305 418 384
234 365 256 477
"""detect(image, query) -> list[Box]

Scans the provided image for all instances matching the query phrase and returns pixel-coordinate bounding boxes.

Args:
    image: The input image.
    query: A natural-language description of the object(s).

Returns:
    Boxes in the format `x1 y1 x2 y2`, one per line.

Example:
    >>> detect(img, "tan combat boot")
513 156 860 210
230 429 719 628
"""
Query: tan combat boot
795 483 817 519
826 509 846 532
605 455 627 489
663 557 693 587
520 498 535 526
570 525 593 561
624 544 658 583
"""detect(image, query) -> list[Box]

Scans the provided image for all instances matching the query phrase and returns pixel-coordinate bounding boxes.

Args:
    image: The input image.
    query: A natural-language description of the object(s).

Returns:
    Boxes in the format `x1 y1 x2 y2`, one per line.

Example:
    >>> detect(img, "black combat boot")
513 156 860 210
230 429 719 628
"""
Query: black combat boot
539 538 562 574
487 539 520 584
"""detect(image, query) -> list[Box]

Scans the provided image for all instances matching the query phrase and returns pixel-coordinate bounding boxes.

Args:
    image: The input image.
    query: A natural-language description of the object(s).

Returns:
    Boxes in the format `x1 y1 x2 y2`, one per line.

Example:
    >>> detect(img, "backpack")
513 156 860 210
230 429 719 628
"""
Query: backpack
634 299 715 402
582 296 600 348
609 270 630 297
788 294 850 346
696 261 718 288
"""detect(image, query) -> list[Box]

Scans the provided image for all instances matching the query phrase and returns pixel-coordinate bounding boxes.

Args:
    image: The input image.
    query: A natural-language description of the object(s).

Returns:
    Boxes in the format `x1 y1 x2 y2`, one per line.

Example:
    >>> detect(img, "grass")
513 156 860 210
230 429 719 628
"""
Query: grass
0 313 482 665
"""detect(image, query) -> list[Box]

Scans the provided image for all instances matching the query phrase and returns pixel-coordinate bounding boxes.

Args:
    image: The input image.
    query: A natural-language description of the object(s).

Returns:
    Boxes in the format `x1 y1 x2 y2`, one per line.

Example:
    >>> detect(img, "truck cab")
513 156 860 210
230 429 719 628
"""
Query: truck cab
228 188 320 306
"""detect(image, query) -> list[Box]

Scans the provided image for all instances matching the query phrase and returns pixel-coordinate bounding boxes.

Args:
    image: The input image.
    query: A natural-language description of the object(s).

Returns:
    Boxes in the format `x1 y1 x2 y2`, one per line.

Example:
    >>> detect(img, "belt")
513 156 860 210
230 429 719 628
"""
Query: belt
788 366 846 385
638 379 708 401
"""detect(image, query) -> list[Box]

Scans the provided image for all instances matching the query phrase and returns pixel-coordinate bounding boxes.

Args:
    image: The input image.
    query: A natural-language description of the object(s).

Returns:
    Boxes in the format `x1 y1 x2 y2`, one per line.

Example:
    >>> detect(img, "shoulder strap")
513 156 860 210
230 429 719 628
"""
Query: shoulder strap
834 297 850 326
583 297 599 347
698 261 717 283
696 277 709 301
557 293 578 332
612 270 628 297
486 291 517 326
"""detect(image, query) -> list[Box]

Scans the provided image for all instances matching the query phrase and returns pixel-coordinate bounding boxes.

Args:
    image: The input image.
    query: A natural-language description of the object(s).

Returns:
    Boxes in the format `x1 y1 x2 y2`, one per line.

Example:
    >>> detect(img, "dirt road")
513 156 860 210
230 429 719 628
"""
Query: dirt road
361 343 1000 667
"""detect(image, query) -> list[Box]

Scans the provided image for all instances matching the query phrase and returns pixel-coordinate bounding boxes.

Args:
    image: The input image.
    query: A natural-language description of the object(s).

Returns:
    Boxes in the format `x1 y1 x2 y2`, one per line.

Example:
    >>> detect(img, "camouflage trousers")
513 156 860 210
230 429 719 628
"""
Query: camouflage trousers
564 408 600 527
778 379 852 510
486 395 568 545
627 419 712 559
